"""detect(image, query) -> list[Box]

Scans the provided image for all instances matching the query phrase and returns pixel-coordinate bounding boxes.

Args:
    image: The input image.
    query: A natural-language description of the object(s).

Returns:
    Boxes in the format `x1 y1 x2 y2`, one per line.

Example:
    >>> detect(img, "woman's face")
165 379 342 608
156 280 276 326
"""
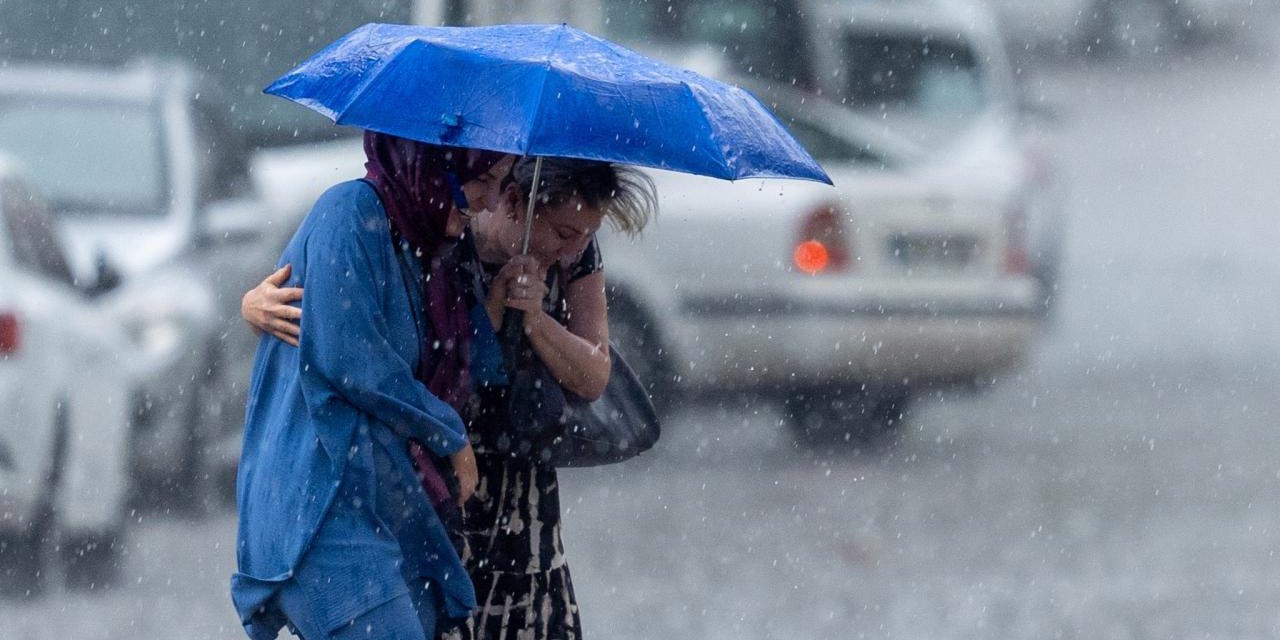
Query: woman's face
463 156 516 215
445 155 516 238
496 183 604 266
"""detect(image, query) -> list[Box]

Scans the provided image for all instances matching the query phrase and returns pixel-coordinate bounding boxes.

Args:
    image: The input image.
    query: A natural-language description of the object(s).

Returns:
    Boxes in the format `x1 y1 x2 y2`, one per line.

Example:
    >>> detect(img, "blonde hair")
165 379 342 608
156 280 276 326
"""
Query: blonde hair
508 157 657 236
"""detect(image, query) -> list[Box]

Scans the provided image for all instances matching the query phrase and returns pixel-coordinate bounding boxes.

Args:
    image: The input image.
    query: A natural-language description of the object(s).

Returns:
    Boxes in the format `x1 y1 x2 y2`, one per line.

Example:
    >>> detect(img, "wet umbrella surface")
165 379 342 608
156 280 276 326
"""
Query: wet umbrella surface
265 22 830 184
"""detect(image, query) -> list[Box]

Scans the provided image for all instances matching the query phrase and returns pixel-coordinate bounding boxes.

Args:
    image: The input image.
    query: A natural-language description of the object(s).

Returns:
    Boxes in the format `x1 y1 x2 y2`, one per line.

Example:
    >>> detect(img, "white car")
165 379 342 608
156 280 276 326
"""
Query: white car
598 77 1041 443
564 0 1066 315
988 0 1263 57
796 0 1067 317
0 157 136 594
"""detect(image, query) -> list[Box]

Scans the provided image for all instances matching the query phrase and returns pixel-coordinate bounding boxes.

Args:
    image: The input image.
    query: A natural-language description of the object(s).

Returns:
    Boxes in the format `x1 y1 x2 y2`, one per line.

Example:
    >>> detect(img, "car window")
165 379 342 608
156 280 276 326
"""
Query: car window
839 31 987 139
0 99 167 216
0 178 76 285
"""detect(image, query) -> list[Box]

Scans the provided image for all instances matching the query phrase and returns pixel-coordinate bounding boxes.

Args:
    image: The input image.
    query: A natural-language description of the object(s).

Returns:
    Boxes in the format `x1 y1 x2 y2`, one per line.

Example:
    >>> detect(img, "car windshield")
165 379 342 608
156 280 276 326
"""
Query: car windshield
838 30 988 144
0 99 166 216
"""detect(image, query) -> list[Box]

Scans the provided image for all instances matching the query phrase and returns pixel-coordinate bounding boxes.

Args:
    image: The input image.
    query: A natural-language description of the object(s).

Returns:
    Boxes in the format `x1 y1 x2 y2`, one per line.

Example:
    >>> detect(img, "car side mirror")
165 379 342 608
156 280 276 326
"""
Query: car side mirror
200 198 265 245
82 250 123 298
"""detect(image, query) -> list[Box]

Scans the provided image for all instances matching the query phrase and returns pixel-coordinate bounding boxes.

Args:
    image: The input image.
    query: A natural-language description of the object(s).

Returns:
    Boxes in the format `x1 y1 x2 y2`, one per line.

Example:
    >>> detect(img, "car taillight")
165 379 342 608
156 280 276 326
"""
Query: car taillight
0 312 19 355
1002 205 1030 276
794 204 851 274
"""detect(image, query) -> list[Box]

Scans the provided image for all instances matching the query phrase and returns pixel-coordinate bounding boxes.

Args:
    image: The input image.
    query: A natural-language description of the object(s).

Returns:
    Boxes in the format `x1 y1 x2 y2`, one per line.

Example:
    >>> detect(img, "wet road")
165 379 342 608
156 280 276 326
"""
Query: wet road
4 42 1280 639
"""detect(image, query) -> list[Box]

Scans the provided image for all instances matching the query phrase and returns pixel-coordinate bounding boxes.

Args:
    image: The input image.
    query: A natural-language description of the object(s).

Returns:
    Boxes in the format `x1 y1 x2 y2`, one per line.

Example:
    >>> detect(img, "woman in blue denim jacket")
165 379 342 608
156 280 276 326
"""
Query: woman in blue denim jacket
231 132 513 640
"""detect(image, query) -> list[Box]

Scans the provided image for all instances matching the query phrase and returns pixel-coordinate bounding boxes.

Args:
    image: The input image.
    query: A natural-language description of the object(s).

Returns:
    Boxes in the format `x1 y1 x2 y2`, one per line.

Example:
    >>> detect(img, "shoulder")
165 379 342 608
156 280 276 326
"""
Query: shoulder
307 180 385 233
300 180 391 252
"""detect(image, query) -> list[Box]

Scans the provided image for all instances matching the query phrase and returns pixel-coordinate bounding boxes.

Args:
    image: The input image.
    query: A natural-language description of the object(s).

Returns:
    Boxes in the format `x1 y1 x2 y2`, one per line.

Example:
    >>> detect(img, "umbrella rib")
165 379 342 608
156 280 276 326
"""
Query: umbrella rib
523 25 569 156
679 80 733 180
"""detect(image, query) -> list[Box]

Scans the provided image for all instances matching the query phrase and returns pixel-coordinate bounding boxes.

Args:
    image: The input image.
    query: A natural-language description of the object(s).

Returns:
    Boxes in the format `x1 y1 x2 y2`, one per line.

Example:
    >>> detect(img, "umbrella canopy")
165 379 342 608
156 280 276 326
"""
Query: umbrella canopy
265 22 831 184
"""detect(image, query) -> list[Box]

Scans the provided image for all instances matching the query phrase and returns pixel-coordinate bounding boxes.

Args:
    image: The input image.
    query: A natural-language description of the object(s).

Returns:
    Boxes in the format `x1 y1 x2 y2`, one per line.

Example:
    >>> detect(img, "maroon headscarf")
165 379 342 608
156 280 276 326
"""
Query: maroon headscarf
362 131 506 507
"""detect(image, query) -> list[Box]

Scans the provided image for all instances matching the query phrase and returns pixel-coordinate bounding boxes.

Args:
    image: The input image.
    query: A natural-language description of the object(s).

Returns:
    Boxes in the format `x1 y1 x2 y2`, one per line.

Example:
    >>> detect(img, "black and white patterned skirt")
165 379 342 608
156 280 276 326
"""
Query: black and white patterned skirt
440 447 583 640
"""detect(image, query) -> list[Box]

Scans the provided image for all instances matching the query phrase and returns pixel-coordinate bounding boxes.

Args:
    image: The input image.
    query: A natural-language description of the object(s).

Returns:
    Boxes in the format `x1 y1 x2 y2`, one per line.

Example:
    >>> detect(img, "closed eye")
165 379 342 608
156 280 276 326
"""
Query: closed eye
552 223 596 241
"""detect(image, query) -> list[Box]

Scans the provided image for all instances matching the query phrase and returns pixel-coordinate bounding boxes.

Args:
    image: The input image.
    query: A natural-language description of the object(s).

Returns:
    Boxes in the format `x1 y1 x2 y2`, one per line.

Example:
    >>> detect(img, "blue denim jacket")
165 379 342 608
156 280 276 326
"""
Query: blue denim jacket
230 180 474 637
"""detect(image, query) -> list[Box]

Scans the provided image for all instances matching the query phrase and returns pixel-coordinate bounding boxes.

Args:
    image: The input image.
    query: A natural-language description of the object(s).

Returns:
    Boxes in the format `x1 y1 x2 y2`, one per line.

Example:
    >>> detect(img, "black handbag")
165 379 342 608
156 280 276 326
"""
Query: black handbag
502 328 661 467
545 343 661 467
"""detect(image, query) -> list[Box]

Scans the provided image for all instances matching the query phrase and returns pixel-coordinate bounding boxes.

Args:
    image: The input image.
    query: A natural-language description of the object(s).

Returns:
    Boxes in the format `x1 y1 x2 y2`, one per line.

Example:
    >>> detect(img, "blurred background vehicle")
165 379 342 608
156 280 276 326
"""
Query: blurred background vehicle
600 0 1068 317
989 0 1263 58
603 72 1042 444
0 61 291 509
0 156 136 595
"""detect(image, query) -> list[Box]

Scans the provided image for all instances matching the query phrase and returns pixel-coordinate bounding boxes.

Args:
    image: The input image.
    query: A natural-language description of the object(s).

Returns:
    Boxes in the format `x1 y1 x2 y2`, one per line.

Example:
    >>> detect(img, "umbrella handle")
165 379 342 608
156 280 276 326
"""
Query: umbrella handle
503 155 543 368
499 308 526 371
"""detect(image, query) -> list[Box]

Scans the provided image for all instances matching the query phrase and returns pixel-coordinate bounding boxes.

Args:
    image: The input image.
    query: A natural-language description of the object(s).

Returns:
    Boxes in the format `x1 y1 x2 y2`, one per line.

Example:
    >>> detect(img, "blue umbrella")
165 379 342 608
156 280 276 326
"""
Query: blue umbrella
264 22 831 185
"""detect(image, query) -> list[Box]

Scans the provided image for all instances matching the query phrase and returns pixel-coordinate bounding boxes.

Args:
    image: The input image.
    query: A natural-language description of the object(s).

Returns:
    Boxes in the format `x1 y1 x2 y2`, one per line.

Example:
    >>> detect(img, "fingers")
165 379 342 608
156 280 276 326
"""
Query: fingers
451 444 478 506
490 257 547 317
269 316 301 338
264 263 292 286
457 477 476 506
271 286 304 305
498 255 543 289
505 278 548 306
507 254 543 277
272 302 302 321
268 325 300 347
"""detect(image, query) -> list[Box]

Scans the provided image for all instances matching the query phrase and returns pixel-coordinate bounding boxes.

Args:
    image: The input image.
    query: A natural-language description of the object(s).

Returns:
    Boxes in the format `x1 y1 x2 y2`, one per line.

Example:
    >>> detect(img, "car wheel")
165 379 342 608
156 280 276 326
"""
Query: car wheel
0 401 69 599
784 388 913 447
61 529 125 591
1088 0 1188 57
607 290 678 414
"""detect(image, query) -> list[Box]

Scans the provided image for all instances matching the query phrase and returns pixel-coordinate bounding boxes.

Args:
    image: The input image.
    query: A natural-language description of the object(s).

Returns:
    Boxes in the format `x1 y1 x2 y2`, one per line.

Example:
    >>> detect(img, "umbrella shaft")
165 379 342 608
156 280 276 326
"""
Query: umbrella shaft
520 156 544 256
